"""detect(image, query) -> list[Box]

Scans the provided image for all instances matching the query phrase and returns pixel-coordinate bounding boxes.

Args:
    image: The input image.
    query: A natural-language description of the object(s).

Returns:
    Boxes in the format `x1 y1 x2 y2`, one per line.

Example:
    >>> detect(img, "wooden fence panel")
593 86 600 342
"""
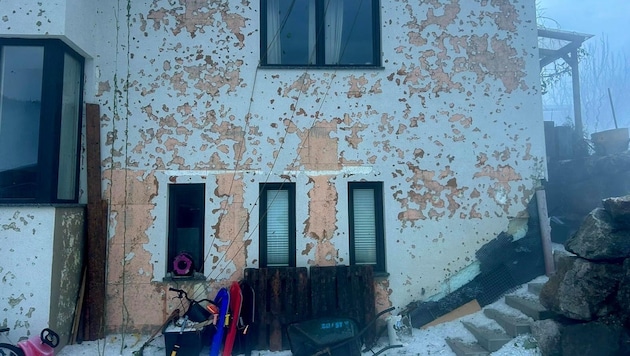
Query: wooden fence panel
244 267 309 351
311 265 376 344
244 265 375 351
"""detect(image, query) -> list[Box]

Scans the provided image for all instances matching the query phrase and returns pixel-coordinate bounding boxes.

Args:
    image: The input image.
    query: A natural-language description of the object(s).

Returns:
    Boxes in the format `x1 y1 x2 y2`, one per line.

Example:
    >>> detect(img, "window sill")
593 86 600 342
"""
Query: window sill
259 65 385 70
373 271 390 279
0 202 84 208
162 272 207 282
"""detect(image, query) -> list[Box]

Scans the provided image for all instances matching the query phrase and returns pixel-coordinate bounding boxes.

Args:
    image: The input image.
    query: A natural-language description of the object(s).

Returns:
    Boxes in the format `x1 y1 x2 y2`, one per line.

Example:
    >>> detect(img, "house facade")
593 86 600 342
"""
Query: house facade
0 0 545 341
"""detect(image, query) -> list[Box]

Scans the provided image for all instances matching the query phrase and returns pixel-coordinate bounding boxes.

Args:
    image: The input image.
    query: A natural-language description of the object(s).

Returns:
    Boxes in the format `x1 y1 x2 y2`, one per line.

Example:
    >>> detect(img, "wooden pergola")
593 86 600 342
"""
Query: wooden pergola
538 28 593 155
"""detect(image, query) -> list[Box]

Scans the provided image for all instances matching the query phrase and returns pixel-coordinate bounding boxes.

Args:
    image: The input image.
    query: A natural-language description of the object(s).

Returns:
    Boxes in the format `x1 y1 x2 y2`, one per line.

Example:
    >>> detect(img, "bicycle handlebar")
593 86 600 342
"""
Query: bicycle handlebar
169 287 191 301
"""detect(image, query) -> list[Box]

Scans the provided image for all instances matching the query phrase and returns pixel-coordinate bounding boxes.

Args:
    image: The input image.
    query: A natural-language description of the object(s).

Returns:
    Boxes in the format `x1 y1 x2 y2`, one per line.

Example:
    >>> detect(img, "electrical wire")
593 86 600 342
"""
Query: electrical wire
197 0 368 292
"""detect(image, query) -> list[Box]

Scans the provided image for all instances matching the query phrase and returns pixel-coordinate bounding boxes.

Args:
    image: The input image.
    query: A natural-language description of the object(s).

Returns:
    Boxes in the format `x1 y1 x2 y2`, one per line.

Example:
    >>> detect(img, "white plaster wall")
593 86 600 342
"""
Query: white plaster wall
0 0 98 57
0 1 65 36
0 207 55 338
0 0 547 330
86 0 545 312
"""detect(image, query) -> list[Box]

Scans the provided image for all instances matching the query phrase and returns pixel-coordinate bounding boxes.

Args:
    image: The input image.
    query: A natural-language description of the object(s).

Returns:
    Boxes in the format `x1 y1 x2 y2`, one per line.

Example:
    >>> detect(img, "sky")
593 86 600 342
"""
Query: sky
538 0 630 54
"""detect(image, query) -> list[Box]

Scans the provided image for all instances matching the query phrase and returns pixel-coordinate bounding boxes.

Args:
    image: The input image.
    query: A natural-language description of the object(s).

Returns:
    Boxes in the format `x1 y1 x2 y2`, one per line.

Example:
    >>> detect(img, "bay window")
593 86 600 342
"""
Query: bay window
0 39 84 203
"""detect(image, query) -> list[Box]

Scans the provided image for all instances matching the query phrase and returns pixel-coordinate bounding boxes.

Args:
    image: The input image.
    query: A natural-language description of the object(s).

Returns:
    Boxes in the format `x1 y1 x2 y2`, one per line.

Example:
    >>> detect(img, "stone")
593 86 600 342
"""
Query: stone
565 208 630 260
560 322 629 356
603 195 630 229
616 259 630 326
539 255 576 315
540 257 622 321
531 319 562 356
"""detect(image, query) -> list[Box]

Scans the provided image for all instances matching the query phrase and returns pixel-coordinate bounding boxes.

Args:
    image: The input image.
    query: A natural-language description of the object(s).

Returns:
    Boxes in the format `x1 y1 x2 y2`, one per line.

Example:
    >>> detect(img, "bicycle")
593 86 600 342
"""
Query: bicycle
0 327 59 356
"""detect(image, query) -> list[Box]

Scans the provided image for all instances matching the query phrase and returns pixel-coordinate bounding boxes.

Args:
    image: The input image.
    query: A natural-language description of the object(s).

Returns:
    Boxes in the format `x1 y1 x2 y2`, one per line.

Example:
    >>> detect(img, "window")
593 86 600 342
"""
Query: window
168 184 205 277
261 0 381 66
0 39 84 203
259 183 296 267
348 182 385 272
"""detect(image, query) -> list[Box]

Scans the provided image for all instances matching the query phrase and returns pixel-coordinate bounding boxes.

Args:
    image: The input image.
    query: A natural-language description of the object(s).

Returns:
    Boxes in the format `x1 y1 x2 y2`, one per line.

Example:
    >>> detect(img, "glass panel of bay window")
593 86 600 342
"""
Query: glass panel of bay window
0 46 44 199
57 53 82 200
335 0 377 65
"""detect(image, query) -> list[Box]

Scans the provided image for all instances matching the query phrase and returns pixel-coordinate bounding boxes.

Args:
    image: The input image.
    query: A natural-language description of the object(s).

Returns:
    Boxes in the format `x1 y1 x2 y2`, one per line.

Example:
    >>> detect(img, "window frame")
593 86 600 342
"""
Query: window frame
260 0 382 68
259 182 297 267
167 183 206 277
0 38 84 204
348 181 386 273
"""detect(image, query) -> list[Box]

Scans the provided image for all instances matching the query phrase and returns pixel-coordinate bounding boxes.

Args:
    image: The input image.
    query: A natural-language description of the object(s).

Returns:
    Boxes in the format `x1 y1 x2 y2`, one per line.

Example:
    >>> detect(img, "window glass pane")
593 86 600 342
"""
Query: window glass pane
266 189 290 266
352 188 377 264
0 46 44 199
336 0 376 65
266 0 313 65
57 53 82 200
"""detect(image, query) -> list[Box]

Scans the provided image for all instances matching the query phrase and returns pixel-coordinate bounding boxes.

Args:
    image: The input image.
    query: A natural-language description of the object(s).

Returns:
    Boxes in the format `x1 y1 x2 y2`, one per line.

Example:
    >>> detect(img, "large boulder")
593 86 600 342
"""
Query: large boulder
565 208 630 260
560 322 630 356
531 319 562 356
603 195 630 229
540 256 622 321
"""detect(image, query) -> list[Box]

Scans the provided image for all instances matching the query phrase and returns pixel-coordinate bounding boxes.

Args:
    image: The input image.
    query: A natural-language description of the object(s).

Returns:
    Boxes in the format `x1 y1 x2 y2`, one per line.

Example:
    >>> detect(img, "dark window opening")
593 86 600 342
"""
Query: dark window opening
168 184 205 277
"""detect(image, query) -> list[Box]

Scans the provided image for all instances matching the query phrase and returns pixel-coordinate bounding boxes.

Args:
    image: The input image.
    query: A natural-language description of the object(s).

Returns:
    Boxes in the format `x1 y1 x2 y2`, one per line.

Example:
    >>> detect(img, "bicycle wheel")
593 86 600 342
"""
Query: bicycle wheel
0 343 23 356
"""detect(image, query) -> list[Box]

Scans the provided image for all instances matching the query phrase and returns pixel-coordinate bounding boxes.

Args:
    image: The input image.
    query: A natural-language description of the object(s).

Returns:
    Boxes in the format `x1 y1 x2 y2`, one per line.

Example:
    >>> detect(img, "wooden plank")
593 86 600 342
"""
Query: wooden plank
295 268 309 321
310 266 337 317
254 268 269 350
421 300 481 329
268 268 283 351
85 103 102 204
70 267 87 344
83 103 107 341
83 199 107 341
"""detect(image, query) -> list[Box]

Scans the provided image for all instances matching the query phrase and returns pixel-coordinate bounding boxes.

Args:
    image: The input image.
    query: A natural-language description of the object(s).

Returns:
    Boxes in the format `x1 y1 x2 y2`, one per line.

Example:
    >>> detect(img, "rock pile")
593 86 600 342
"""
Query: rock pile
534 195 630 355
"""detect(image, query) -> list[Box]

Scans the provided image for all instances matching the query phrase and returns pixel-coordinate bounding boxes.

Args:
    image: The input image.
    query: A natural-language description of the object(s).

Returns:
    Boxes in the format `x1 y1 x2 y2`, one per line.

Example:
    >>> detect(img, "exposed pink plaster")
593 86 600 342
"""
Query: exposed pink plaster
213 173 248 280
104 170 162 332
304 176 339 266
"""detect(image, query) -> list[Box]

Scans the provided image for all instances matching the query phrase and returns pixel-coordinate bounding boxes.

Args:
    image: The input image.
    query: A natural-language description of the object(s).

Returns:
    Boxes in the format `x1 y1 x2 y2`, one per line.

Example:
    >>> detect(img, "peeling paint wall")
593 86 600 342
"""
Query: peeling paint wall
0 207 83 341
50 207 85 351
3 0 545 333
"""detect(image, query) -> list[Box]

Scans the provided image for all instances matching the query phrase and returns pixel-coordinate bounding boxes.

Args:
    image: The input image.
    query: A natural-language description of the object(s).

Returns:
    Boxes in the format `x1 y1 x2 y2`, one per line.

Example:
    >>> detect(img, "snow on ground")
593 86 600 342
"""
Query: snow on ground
58 277 547 356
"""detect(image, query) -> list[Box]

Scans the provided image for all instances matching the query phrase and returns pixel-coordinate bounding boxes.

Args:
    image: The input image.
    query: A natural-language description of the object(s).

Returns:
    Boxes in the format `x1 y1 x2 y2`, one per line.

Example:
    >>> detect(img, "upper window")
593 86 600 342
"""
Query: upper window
0 39 84 203
261 0 381 67
348 181 385 273
259 182 296 267
168 184 205 277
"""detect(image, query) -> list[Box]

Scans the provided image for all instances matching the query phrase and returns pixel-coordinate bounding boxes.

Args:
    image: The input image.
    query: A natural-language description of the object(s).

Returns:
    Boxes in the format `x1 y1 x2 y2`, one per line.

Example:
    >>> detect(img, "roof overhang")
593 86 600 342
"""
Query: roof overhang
538 28 593 68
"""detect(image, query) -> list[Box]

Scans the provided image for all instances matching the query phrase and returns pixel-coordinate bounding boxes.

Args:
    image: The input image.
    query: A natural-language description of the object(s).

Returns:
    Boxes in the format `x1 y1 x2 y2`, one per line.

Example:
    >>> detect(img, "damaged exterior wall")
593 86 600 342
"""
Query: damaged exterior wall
0 206 84 345
2 0 545 334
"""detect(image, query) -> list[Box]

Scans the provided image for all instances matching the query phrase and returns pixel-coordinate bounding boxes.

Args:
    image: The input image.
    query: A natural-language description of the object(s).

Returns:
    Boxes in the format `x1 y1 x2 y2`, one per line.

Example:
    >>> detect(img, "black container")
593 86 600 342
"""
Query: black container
163 322 204 356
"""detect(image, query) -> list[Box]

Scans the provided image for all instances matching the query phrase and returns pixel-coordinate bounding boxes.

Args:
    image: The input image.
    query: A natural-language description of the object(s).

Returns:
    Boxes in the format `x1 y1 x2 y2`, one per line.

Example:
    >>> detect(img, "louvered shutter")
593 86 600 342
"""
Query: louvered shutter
352 188 377 264
265 189 290 266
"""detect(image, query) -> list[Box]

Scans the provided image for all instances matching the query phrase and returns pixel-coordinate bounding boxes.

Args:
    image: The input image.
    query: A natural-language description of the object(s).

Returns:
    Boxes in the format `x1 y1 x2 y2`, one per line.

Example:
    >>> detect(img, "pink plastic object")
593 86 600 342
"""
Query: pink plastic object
17 337 54 356
17 329 58 356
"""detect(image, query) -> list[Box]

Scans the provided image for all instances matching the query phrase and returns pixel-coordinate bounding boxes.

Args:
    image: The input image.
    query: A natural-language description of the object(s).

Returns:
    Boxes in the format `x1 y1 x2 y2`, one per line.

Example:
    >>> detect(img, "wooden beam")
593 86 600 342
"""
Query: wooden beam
538 28 592 43
83 103 107 341
85 104 102 204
